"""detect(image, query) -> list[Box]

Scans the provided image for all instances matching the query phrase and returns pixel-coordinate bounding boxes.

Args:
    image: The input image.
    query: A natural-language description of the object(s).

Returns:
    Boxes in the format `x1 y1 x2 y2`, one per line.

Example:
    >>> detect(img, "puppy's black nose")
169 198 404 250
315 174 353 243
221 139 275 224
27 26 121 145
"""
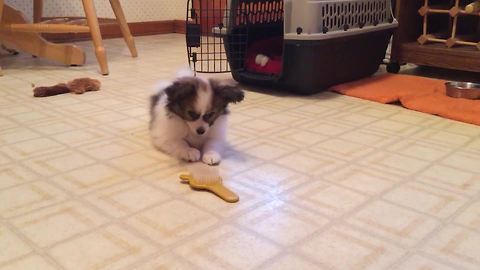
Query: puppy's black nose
196 127 205 135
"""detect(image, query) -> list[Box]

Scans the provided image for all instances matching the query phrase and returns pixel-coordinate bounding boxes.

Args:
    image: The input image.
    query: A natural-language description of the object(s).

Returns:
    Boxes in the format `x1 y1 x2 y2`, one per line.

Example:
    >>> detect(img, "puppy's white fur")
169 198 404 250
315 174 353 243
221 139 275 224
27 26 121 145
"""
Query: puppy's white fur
149 71 241 165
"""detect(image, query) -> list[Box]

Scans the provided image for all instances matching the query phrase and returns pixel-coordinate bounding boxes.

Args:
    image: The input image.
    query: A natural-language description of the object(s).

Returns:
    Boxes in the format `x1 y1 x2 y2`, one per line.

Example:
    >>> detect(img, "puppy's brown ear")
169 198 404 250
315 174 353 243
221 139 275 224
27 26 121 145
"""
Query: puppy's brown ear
210 80 244 104
164 81 196 102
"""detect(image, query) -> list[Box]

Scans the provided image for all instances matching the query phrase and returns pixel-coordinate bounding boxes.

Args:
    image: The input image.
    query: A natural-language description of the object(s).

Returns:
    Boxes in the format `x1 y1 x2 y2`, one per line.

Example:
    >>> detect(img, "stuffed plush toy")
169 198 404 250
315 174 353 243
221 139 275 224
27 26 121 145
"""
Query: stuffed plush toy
33 78 101 97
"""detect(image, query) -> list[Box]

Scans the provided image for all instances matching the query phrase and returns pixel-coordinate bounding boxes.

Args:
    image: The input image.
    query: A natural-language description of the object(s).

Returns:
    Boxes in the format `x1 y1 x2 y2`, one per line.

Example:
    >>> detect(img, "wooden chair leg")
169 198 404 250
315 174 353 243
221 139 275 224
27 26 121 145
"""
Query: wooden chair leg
33 0 43 23
1 0 5 76
109 0 137 57
0 0 4 22
82 0 109 75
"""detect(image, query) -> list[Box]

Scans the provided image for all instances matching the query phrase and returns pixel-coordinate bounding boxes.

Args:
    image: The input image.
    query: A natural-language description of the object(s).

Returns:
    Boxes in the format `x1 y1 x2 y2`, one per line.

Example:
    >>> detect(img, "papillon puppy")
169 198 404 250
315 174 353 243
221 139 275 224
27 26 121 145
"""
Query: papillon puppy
149 70 244 165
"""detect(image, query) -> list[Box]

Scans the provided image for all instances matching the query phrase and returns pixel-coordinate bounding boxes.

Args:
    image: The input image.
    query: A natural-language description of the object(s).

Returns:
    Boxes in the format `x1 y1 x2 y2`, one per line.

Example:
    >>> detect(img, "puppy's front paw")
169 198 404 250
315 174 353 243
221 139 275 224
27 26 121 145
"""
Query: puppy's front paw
202 151 221 165
182 148 201 162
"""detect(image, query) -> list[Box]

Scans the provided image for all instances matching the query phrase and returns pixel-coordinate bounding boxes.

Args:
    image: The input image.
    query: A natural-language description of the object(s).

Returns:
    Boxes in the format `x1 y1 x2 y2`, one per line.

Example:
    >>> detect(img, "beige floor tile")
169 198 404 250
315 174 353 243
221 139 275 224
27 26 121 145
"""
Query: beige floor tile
359 151 431 176
175 225 280 270
364 119 420 137
0 138 66 160
466 137 480 154
0 181 67 218
0 164 38 190
347 200 441 247
235 163 308 194
260 254 322 270
237 200 328 245
24 149 96 177
141 166 193 195
219 151 264 174
387 139 453 162
0 225 32 265
0 255 57 270
432 121 480 137
134 252 195 270
7 110 53 124
235 139 297 161
454 201 480 231
29 118 88 135
417 164 480 195
298 119 353 136
103 118 146 135
262 111 311 126
409 129 472 147
287 181 368 218
0 117 18 130
52 128 111 147
323 165 402 196
383 182 467 219
393 254 459 270
85 181 171 217
276 130 329 147
300 225 405 270
387 110 438 126
48 224 155 270
422 225 480 270
338 128 399 148
0 152 11 166
349 105 399 118
329 111 379 127
441 151 480 174
108 152 170 175
78 138 144 161
275 150 345 175
311 138 375 161
52 163 130 195
234 119 283 134
126 200 218 245
0 127 41 145
11 200 107 247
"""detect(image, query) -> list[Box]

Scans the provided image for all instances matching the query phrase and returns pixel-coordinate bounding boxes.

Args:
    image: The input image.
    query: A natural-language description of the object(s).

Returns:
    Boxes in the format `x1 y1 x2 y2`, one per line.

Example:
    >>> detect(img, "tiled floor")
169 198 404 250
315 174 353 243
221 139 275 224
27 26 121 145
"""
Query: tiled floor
1 34 480 270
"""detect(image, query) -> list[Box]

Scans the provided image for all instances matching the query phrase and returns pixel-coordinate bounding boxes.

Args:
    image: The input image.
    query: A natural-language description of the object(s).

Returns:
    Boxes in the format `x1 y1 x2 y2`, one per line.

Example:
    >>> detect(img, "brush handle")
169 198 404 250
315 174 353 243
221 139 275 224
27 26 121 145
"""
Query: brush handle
209 183 239 203
465 1 480 13
179 172 191 182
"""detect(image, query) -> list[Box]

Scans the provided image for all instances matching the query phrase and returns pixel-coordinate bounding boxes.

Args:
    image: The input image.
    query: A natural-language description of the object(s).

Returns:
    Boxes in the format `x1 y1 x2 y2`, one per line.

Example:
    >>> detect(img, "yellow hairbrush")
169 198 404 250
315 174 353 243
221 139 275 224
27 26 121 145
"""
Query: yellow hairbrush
179 163 239 203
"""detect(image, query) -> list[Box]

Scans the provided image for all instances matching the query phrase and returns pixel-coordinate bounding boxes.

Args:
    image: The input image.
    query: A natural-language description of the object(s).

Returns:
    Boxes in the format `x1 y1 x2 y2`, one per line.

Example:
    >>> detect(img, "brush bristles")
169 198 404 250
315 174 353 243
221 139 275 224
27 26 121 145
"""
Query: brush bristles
186 162 222 185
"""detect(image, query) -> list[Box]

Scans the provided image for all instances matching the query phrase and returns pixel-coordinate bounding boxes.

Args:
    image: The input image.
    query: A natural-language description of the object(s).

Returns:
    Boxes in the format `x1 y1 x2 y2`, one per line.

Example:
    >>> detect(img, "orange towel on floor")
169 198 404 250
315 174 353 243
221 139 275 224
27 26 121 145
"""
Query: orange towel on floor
330 73 446 103
330 74 480 126
401 93 480 126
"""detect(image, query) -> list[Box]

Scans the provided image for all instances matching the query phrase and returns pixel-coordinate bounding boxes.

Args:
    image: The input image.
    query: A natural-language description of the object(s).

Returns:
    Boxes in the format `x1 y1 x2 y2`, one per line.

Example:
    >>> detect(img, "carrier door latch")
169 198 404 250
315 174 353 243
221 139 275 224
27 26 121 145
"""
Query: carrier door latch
186 8 201 48
186 24 201 47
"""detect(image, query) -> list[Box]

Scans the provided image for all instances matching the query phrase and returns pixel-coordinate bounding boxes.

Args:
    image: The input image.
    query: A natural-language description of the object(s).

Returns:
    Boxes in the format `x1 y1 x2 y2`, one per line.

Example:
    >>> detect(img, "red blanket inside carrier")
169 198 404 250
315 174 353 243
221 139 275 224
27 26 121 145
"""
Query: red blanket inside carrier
244 37 283 75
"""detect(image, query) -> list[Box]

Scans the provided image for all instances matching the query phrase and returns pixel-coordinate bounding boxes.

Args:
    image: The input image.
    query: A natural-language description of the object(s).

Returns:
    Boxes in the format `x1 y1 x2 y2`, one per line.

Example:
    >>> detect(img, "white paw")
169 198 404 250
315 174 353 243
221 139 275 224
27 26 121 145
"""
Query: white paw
182 148 201 162
202 151 221 165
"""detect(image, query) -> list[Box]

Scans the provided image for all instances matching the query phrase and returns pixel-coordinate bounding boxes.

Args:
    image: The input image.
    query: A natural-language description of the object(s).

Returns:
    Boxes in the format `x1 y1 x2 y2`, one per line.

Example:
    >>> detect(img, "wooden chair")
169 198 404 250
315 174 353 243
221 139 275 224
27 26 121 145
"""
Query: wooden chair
0 0 137 75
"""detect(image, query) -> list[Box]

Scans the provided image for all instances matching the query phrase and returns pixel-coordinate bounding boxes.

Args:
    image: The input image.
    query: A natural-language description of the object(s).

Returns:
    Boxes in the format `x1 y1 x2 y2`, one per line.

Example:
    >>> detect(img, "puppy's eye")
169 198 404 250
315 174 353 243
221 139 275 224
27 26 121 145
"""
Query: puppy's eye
203 111 215 121
187 110 199 120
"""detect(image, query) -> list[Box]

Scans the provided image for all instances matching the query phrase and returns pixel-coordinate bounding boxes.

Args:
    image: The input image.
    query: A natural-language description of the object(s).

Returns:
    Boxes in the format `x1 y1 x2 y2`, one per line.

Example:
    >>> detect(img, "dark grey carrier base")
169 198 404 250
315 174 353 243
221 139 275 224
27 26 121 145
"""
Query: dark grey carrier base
232 28 394 95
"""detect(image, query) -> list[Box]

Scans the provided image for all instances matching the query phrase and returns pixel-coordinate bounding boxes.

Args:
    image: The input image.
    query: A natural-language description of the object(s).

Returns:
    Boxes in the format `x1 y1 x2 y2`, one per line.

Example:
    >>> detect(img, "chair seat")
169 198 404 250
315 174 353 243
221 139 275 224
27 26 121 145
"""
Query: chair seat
0 0 137 75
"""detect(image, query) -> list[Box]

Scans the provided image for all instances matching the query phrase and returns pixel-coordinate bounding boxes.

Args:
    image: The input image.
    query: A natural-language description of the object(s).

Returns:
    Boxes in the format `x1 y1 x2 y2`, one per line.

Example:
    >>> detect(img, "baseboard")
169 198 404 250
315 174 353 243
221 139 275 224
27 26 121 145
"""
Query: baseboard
174 20 187 34
43 19 186 42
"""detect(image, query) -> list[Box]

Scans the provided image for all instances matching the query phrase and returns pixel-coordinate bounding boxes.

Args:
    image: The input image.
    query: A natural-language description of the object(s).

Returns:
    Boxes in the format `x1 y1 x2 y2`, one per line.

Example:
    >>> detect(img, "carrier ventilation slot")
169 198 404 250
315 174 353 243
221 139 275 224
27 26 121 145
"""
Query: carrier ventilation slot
321 0 389 32
235 0 283 26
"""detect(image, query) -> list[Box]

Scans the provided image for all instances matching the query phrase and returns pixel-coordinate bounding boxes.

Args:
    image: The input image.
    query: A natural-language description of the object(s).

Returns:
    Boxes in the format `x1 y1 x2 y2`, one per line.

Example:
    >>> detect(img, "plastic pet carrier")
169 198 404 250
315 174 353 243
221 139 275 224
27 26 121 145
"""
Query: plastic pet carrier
186 0 398 94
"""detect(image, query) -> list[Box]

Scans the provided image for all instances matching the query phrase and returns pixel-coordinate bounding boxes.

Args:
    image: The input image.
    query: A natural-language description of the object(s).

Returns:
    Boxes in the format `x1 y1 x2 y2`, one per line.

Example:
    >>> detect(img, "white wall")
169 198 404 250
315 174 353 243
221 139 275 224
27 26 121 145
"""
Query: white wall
5 0 187 22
